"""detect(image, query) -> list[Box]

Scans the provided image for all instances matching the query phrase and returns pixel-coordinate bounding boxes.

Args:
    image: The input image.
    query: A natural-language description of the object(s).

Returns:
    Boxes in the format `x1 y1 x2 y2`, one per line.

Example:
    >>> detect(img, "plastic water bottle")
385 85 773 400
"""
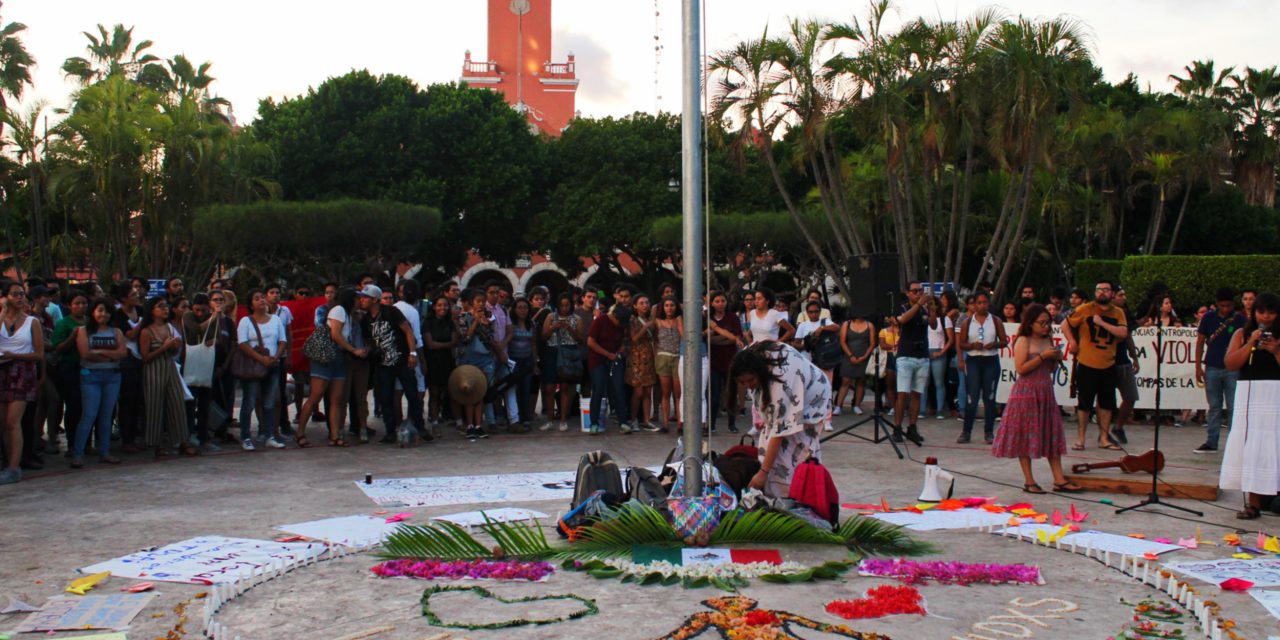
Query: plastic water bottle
397 420 414 448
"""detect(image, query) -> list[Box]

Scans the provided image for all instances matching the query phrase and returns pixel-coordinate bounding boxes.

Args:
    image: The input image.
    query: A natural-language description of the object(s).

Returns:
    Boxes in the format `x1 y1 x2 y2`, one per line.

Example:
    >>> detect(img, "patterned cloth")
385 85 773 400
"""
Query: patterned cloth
991 355 1065 459
626 318 657 387
0 360 37 402
752 343 829 497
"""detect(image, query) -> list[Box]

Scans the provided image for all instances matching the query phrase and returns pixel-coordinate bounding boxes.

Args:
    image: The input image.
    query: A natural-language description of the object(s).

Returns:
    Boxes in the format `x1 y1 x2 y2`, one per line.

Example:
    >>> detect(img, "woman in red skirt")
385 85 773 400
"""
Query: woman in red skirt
992 304 1082 494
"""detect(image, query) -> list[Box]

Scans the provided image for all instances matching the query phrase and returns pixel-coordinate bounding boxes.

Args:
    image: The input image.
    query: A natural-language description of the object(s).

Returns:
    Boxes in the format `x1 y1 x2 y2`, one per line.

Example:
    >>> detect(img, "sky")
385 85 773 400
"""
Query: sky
6 0 1280 125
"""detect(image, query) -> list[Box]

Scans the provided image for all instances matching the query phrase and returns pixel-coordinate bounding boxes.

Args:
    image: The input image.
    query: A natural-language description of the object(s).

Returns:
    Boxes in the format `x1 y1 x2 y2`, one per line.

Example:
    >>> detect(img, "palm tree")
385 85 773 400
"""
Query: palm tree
1229 66 1280 208
61 24 159 85
2 100 53 274
1169 59 1234 104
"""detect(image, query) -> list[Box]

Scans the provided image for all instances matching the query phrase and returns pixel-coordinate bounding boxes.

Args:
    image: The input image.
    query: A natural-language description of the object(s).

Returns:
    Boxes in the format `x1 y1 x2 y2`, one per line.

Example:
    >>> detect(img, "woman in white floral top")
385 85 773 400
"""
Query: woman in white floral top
730 341 830 497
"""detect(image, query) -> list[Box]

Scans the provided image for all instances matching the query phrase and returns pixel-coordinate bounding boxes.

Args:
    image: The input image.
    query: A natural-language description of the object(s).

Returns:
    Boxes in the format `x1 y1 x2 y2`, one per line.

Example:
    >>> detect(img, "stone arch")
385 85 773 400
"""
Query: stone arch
516 261 569 296
459 261 518 291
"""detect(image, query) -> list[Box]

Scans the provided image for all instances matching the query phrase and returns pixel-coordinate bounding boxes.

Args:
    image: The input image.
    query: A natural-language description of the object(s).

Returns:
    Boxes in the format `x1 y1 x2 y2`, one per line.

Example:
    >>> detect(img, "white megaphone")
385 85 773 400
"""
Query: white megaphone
919 456 954 503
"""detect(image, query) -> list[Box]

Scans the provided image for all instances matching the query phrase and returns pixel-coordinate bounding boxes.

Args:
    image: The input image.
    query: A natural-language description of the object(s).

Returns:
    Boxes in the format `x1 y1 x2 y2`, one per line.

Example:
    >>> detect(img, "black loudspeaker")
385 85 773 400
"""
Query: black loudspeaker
847 254 902 319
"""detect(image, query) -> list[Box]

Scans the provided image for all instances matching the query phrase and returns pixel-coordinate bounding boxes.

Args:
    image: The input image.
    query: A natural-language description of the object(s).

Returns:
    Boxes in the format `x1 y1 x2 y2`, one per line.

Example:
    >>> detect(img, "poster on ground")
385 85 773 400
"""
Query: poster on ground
80 536 327 584
355 471 579 508
993 323 1207 411
15 593 156 632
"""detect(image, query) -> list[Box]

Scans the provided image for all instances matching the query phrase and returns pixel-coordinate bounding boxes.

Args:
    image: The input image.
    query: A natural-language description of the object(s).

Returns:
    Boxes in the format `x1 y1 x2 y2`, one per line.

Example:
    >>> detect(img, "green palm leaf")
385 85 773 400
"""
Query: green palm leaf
710 509 846 545
376 522 494 560
836 516 935 558
555 503 679 559
479 514 554 559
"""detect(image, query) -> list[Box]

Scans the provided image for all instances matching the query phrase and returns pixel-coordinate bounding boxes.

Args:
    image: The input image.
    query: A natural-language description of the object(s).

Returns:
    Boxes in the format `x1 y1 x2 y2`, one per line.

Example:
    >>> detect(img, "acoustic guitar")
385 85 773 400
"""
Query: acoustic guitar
1070 449 1165 475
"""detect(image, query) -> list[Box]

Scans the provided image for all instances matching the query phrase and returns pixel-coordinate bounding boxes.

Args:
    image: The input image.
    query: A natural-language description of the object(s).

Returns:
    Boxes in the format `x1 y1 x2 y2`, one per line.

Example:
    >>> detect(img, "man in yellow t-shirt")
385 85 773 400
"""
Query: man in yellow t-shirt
1063 280 1129 451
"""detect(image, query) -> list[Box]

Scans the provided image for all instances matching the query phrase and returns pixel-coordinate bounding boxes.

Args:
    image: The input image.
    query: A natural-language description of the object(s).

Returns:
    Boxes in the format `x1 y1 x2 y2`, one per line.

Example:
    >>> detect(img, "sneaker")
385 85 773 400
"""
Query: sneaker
936 414 945 420
1193 443 1218 454
823 423 834 432
833 406 842 416
904 426 924 446
640 422 662 433
359 429 371 444
241 439 256 451
619 422 634 435
266 437 287 449
1172 420 1185 428
418 428 435 442
0 468 20 485
956 434 971 444
589 425 602 435
200 441 222 453
539 421 556 432
852 406 864 416
466 425 479 441
475 425 489 439
887 408 895 417
558 421 569 432
727 424 740 433
890 429 905 443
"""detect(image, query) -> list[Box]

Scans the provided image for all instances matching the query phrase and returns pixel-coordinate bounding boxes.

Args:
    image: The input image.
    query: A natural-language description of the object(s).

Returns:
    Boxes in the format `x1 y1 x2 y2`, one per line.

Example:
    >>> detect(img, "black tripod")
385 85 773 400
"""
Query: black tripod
823 305 904 459
1117 325 1202 516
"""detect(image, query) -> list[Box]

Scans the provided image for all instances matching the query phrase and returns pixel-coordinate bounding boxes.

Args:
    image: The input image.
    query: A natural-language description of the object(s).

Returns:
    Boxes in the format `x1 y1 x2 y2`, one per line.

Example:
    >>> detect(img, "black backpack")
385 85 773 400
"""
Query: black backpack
571 450 624 511
626 467 668 510
814 326 843 370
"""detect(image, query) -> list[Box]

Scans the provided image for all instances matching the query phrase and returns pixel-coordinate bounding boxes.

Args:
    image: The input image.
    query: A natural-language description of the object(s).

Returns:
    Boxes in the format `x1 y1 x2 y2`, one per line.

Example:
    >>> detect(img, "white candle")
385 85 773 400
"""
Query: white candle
1105 550 1111 567
1070 541 1077 554
1142 562 1150 583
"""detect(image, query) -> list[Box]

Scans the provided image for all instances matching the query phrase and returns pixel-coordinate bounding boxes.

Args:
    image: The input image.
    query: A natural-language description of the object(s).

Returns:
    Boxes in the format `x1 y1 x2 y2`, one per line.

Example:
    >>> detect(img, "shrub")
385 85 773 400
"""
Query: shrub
1120 255 1280 311
1074 259 1123 291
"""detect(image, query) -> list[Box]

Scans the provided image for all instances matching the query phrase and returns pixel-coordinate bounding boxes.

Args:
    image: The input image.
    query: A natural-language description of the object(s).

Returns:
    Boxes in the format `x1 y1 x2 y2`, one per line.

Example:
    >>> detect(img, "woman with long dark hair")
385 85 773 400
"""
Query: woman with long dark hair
295 287 363 447
236 289 289 450
957 291 1007 444
508 297 539 429
540 292 584 432
0 281 42 484
730 341 829 497
138 296 197 458
425 293 459 429
1220 292 1280 520
70 298 128 468
707 290 744 433
654 295 684 431
50 290 89 450
992 304 1079 494
1144 295 1181 327
626 293 659 432
747 288 795 345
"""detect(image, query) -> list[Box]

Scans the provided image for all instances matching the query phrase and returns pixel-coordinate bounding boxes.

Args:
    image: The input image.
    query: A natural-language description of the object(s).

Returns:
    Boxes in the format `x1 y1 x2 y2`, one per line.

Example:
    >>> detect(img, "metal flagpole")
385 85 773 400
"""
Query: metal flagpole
680 0 705 497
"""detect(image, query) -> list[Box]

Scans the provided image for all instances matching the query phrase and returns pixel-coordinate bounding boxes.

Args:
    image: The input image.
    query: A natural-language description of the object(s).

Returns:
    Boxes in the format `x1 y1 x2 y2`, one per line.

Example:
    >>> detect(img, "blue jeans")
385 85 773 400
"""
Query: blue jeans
74 368 121 458
928 349 947 414
483 360 520 425
1204 366 1238 447
376 363 426 432
953 357 967 414
589 358 629 429
240 365 280 441
963 355 1000 438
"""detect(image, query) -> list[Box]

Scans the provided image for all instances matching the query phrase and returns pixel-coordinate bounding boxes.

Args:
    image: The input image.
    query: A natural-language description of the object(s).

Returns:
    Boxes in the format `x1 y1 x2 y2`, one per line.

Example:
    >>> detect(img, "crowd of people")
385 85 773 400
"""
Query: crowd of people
0 273 1276 512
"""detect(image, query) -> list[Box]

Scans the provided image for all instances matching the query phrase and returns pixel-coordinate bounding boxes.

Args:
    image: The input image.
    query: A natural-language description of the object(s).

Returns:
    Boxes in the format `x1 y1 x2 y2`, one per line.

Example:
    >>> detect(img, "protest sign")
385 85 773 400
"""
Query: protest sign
15 593 155 632
994 323 1207 411
80 536 326 584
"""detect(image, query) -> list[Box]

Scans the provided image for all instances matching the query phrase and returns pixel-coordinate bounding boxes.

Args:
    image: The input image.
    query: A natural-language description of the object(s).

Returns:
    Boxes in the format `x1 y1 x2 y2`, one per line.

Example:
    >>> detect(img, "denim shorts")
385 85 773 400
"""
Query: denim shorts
309 350 347 381
895 356 930 394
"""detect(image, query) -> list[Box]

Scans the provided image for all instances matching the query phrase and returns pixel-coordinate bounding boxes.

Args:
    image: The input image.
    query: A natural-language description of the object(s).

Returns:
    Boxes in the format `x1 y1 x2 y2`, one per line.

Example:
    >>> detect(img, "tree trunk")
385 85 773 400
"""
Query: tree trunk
971 165 1021 291
1165 185 1194 254
992 165 1037 299
820 135 866 254
808 155 852 259
897 133 921 279
953 143 975 288
1144 187 1166 255
1235 160 1277 208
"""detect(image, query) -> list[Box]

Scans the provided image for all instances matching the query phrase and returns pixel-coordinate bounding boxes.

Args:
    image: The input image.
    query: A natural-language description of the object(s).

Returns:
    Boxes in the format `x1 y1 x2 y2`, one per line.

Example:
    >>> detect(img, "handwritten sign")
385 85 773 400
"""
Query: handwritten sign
15 594 156 632
1165 558 1280 587
80 536 326 584
356 471 580 508
994 324 1208 411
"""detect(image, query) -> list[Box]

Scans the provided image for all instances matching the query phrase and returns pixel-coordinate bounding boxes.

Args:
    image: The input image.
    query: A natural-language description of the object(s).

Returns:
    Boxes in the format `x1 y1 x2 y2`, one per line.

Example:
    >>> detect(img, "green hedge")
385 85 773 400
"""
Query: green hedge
1119 255 1280 308
1074 259 1123 291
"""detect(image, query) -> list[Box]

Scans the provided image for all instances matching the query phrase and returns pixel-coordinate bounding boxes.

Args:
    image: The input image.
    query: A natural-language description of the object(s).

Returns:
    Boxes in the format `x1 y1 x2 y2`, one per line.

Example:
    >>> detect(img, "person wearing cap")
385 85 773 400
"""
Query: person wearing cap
358 284 429 444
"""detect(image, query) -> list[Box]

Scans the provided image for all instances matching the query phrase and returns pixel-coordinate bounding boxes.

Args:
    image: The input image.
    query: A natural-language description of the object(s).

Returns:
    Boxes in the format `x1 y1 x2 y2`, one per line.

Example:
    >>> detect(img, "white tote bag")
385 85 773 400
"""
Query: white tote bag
182 321 218 388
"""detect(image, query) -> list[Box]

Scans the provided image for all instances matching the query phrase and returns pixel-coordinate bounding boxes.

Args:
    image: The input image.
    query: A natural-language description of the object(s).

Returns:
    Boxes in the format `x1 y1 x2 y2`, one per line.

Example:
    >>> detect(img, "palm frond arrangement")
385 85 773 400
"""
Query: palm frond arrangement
554 502 679 559
836 514 936 558
479 514 553 559
710 510 846 545
378 522 495 560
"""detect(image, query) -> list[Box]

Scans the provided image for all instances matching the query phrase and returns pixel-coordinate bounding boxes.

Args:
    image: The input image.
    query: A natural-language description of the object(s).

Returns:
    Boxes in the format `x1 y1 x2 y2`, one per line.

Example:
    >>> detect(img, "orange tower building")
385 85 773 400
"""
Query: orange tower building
461 0 579 136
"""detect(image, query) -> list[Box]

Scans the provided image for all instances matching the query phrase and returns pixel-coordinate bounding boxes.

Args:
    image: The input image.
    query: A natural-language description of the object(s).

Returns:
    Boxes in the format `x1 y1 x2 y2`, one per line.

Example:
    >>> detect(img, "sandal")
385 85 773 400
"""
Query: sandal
295 436 313 449
1022 483 1046 495
1053 481 1084 493
328 438 350 448
1098 442 1122 451
1238 504 1262 520
1070 443 1085 451
179 445 201 457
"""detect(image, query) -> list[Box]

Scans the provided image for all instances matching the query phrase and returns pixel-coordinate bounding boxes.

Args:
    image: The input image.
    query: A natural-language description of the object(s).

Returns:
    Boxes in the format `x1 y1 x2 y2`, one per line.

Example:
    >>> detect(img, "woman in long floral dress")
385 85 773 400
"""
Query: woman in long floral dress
731 341 830 497
991 304 1081 494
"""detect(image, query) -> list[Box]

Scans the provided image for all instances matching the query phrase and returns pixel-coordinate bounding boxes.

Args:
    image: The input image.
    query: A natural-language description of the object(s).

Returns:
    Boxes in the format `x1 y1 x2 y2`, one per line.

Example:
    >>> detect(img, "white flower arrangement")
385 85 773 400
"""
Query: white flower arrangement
599 558 812 580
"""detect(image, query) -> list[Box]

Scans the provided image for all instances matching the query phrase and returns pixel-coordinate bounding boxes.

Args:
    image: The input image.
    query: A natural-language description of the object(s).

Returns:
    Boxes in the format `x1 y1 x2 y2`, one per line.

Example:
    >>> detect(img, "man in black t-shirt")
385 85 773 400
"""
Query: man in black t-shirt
358 285 429 444
892 281 934 446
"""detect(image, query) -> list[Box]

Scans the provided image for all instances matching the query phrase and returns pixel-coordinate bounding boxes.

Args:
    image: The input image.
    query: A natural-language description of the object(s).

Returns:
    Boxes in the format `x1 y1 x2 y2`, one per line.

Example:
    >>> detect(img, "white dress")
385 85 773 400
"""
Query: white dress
753 343 831 497
1220 352 1280 494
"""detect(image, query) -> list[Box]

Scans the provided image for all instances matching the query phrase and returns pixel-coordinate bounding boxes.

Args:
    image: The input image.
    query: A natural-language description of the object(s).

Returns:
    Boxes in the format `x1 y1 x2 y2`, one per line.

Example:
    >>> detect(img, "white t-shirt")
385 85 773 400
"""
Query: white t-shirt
237 315 287 358
749 309 789 343
794 318 834 362
272 305 293 328
326 305 352 342
394 301 421 350
927 315 954 350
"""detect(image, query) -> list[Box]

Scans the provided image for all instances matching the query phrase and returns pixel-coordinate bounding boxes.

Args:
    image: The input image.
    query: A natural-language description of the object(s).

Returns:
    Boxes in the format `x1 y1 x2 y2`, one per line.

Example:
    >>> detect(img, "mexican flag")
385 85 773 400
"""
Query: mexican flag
632 545 783 566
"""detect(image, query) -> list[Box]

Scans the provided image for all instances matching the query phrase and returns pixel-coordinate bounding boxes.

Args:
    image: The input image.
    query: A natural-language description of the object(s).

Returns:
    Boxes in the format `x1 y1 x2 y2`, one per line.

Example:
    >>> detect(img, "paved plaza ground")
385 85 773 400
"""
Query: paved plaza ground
2 407 1277 639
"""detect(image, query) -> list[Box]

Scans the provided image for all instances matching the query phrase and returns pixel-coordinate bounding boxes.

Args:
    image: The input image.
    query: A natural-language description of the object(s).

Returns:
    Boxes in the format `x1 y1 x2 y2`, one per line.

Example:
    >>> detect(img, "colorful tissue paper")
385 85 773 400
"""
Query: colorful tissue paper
1220 578 1254 591
385 513 414 523
1127 533 1147 540
914 503 937 511
1143 552 1160 560
1153 538 1173 544
65 572 110 595
1232 553 1255 560
1265 536 1280 553
1007 503 1033 510
1011 508 1038 517
1177 538 1199 549
858 559 1041 586
1068 504 1089 522
1006 516 1022 527
1223 533 1241 546
1051 510 1063 526
936 499 966 511
122 583 154 593
961 497 996 507
980 504 1007 514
